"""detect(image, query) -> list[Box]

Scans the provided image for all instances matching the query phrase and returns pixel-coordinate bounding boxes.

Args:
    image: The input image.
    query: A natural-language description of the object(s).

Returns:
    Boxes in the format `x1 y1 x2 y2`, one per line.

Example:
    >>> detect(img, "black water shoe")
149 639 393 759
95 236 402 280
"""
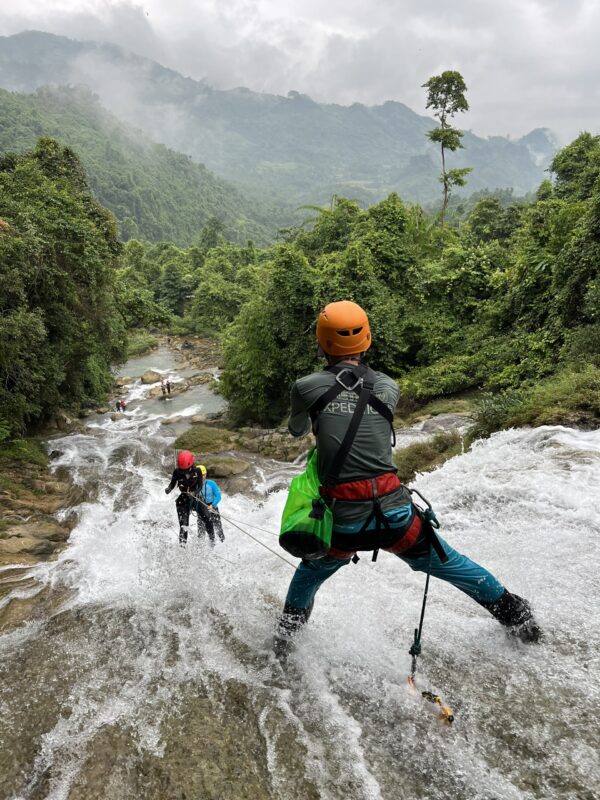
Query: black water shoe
479 590 543 643
273 603 313 662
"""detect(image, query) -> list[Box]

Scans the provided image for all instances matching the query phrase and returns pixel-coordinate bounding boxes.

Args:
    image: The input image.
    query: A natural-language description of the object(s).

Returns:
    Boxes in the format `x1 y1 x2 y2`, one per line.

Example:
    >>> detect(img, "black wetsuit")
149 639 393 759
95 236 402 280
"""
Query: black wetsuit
165 466 215 543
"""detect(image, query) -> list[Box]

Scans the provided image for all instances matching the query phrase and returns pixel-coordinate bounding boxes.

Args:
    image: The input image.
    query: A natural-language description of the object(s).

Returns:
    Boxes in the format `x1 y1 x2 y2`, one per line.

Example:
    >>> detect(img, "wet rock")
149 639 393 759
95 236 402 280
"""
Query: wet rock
4 519 70 542
114 376 133 387
141 369 162 384
0 535 57 556
175 424 239 454
110 412 123 422
49 449 63 459
95 406 110 414
55 411 84 433
203 456 250 477
191 414 224 426
187 373 214 386
161 416 185 426
420 413 473 434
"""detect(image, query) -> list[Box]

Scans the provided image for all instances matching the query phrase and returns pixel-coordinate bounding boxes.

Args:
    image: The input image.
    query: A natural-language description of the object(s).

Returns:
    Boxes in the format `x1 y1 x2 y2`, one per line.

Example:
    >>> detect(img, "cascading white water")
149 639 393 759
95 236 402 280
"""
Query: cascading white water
1 356 599 800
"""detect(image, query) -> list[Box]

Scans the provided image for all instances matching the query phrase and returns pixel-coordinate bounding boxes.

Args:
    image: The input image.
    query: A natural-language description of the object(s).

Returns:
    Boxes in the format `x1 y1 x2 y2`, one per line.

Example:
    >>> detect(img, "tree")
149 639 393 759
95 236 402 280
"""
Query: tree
422 71 472 224
0 138 126 434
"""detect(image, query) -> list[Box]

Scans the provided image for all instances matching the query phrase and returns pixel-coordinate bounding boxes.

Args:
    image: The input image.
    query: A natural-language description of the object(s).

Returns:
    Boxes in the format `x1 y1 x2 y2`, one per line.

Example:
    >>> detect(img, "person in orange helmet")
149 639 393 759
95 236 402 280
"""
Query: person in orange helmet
274 300 541 658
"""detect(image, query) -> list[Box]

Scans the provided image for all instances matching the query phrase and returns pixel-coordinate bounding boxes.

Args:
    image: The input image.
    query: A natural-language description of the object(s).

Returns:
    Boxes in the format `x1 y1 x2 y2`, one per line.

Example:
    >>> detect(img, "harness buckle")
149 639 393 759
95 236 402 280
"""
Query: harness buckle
335 368 363 392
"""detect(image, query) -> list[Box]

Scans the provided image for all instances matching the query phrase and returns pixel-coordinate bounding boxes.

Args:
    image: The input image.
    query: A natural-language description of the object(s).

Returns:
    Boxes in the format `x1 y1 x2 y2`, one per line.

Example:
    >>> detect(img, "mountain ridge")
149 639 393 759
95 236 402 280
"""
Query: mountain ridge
0 83 278 244
0 31 558 205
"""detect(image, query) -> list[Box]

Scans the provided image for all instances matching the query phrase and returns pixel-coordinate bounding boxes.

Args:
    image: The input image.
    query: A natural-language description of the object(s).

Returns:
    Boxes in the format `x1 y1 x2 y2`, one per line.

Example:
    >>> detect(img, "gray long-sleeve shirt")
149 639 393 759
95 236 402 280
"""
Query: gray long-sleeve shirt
289 365 409 524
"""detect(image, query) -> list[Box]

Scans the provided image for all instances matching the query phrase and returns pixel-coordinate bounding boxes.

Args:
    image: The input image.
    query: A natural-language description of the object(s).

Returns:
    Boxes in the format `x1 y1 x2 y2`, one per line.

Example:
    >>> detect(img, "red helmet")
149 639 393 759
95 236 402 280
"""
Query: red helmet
177 450 194 470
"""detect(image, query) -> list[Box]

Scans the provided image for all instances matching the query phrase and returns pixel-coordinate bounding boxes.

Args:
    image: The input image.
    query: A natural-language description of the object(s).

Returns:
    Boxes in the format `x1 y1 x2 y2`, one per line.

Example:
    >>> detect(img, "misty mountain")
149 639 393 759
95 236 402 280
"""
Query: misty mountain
0 85 278 245
0 31 557 207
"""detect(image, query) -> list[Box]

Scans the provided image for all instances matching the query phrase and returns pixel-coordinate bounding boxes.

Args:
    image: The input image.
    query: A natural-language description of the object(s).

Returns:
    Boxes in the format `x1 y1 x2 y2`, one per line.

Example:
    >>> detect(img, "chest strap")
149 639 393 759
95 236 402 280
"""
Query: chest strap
308 363 396 489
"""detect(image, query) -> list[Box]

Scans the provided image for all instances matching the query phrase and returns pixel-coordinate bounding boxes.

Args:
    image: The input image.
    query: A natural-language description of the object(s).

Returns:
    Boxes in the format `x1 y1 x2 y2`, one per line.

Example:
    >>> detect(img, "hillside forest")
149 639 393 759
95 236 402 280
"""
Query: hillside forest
1 116 599 441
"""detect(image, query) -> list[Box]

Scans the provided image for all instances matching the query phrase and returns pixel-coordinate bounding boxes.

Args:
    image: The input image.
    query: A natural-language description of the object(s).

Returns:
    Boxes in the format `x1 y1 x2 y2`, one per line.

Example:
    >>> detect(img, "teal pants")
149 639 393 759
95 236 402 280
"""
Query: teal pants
284 535 505 609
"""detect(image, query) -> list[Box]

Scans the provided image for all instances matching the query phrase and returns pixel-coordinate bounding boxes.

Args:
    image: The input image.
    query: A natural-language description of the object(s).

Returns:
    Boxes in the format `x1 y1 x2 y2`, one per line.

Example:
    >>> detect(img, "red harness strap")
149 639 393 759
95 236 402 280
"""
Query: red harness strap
327 509 422 560
383 513 422 554
321 471 401 501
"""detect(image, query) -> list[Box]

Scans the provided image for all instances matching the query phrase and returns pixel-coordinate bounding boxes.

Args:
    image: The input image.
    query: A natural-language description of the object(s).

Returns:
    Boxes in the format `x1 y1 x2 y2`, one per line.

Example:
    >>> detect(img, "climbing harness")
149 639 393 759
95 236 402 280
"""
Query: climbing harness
406 490 455 725
280 362 395 559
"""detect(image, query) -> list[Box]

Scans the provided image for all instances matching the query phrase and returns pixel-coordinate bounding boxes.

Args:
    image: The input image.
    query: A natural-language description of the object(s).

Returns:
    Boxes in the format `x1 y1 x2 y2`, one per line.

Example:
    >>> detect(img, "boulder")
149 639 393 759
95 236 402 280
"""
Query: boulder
222 475 260 496
114 376 133 387
4 519 70 542
110 413 123 422
203 457 249 478
95 407 110 415
190 414 224 426
187 373 213 386
0 536 56 556
161 416 185 426
55 412 84 433
141 370 162 384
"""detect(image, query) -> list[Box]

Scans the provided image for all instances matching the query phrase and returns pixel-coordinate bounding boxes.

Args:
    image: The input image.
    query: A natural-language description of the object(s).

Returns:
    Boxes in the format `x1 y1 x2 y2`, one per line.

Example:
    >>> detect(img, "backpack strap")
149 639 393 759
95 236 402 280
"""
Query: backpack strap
309 362 396 447
323 364 374 487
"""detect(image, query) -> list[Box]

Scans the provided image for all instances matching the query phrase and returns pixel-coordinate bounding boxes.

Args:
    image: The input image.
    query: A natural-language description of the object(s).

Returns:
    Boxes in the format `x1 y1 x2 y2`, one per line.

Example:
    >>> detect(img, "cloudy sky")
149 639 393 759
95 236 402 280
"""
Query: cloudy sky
0 0 598 141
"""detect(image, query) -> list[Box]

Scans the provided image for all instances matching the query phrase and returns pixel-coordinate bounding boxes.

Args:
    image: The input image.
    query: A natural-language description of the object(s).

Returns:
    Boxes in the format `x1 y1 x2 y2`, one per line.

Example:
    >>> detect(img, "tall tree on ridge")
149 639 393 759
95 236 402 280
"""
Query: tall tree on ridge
422 70 472 225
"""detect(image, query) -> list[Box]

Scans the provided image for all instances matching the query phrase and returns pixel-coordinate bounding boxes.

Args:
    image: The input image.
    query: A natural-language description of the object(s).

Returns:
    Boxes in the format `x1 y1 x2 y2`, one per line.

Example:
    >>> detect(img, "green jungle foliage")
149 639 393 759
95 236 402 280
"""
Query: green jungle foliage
1 129 599 438
0 138 127 436
0 86 277 245
212 133 598 424
119 132 599 428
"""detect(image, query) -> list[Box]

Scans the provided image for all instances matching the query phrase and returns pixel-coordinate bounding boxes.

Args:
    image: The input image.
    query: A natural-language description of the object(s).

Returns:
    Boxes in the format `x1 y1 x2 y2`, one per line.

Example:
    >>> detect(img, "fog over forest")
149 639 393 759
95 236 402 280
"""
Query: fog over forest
0 0 599 140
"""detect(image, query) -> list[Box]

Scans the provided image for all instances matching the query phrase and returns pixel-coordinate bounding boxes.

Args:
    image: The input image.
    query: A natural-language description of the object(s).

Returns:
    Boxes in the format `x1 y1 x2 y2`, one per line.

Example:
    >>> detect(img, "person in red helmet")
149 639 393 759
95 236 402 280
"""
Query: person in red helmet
165 450 215 545
275 300 541 659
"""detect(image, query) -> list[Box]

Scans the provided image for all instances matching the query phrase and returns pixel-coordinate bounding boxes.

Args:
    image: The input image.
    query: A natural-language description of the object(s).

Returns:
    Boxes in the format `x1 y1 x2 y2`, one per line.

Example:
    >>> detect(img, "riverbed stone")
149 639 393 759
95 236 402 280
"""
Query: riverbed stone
114 376 133 387
0 535 56 555
4 519 70 542
175 424 238 455
203 456 249 477
141 369 162 384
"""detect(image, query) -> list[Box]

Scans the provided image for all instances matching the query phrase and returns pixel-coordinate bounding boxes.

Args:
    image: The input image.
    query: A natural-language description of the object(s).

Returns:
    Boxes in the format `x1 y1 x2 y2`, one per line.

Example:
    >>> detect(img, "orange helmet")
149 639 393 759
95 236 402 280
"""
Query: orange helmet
316 301 372 356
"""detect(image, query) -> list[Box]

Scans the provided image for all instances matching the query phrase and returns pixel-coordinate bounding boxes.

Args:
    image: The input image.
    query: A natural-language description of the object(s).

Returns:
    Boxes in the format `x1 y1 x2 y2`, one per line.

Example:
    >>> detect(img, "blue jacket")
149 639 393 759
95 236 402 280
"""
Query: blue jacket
199 479 221 509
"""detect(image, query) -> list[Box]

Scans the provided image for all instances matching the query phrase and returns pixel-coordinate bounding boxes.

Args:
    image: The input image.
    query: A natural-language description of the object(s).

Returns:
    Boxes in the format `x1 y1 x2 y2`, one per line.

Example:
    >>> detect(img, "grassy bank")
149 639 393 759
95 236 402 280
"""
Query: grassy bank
468 365 600 442
0 438 48 468
126 330 159 358
393 431 463 483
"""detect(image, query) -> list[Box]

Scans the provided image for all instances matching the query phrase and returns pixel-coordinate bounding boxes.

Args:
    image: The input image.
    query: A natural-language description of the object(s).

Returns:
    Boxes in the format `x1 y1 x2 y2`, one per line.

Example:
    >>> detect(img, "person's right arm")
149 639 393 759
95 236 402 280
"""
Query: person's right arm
165 470 178 494
288 382 311 437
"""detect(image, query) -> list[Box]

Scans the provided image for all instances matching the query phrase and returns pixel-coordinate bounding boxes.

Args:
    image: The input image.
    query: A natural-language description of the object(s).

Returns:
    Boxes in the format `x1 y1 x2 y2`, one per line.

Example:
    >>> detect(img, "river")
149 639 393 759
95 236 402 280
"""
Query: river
1 350 599 800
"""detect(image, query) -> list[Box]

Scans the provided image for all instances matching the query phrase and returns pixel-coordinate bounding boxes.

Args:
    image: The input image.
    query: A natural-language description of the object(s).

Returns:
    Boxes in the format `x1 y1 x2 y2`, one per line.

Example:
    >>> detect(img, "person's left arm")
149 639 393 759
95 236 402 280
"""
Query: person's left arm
288 381 311 437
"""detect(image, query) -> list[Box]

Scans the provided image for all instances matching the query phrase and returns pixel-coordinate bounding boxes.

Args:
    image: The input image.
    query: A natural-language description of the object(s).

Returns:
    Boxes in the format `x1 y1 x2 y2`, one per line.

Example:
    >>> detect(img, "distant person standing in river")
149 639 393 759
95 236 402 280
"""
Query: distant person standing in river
161 379 167 396
166 379 172 394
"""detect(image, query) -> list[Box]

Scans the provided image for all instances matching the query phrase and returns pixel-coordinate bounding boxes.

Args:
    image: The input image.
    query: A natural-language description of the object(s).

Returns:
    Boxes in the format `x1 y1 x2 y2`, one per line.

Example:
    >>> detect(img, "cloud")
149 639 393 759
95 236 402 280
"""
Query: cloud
0 0 598 140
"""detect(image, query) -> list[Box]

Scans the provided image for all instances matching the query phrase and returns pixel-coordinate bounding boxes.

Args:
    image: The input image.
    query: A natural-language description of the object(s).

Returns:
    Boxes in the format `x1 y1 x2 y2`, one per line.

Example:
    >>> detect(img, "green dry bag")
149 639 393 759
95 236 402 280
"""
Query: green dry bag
279 449 332 559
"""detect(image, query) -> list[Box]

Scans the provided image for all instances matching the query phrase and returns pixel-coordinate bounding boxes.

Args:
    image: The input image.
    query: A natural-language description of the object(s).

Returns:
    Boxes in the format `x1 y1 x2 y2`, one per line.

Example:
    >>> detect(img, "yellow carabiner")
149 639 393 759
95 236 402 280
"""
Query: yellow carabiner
421 690 455 724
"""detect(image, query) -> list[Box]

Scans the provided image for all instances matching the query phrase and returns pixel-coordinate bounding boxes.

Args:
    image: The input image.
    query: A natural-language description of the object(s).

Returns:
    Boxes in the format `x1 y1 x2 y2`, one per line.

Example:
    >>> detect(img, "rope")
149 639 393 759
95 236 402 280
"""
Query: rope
182 492 296 571
217 515 280 538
